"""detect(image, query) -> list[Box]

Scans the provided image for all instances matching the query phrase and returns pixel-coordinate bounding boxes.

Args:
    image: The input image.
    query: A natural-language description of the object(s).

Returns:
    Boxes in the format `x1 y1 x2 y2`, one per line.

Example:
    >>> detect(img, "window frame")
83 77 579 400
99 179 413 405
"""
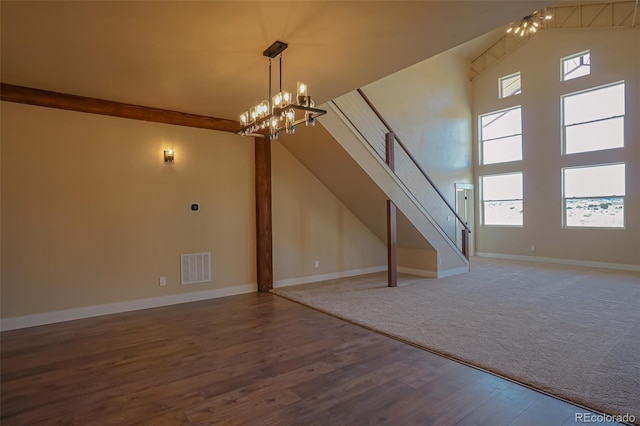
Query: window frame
561 50 591 81
480 172 524 227
561 81 625 155
562 163 626 229
479 105 523 165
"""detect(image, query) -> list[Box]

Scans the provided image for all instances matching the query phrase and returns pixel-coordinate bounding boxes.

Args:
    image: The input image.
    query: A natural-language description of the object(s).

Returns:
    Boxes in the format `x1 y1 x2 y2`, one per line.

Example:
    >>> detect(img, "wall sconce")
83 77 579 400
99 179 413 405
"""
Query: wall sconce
164 149 174 164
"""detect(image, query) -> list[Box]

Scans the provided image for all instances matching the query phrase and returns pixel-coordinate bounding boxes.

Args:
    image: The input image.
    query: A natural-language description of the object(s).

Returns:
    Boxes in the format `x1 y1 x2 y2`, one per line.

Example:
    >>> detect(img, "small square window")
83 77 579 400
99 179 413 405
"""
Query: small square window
562 51 590 81
499 72 521 98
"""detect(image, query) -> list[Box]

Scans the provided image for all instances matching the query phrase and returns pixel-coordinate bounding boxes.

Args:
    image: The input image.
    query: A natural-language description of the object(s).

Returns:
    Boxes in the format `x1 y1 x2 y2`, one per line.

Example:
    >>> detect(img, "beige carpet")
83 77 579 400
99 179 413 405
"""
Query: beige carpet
272 257 640 424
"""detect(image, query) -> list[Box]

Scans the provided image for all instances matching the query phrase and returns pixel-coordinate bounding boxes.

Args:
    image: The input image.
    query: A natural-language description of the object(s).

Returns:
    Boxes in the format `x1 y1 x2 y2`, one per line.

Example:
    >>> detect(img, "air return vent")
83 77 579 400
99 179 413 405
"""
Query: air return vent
181 253 211 285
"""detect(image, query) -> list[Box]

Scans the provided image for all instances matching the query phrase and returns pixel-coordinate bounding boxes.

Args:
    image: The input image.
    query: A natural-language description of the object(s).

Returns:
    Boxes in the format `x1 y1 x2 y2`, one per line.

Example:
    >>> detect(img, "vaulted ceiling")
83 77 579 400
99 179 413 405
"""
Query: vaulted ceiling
1 1 557 121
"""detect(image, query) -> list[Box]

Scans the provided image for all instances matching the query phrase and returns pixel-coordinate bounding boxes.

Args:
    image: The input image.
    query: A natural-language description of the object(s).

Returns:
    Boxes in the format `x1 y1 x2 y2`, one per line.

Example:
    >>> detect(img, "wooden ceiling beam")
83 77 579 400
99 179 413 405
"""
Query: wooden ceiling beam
0 83 239 133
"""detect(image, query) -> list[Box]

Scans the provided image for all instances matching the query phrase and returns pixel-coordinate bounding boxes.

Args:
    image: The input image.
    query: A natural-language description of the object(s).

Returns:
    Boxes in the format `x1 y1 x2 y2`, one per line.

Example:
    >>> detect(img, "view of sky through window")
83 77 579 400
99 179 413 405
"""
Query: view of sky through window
563 82 625 154
480 107 522 165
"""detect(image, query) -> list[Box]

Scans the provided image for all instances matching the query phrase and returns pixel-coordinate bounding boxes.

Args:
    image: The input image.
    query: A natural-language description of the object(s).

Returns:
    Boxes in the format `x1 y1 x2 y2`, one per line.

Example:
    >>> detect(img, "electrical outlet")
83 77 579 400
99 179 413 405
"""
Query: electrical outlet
159 276 167 286
314 260 320 268
530 245 535 252
438 257 442 266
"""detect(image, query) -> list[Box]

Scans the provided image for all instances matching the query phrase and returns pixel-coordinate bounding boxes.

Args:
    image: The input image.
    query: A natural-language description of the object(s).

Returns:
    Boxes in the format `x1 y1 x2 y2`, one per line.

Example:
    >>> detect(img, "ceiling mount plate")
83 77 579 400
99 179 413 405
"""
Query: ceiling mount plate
263 41 288 58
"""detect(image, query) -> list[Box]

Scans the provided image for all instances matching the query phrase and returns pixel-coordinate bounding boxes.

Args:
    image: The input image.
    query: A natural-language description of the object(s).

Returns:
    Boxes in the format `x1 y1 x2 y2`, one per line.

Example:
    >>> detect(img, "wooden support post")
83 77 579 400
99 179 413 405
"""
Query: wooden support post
385 132 397 287
255 136 273 292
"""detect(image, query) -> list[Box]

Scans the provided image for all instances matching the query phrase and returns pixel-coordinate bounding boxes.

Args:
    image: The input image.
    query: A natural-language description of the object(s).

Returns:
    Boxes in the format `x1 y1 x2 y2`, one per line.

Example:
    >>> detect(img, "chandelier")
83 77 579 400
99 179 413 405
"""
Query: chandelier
237 41 326 140
506 10 552 37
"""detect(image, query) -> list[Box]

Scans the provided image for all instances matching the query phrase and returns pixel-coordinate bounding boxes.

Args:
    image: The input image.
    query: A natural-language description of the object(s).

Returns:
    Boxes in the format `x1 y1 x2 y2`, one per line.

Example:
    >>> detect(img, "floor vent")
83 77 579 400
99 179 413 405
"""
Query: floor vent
181 252 211 285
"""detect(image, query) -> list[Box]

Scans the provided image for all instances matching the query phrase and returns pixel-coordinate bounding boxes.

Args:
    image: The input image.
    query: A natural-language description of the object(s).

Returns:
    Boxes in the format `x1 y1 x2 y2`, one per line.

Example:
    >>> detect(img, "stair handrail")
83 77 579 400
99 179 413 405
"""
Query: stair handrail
355 89 471 235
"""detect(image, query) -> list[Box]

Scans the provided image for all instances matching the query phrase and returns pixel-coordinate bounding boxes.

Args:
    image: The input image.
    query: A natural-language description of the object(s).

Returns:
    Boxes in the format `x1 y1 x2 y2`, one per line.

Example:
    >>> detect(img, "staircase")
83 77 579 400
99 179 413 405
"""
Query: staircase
322 90 470 276
281 88 470 278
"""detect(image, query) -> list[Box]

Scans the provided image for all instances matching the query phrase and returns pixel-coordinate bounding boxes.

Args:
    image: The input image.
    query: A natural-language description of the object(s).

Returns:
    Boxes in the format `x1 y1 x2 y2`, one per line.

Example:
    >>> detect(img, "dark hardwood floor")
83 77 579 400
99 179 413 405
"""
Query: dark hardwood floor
0 293 617 425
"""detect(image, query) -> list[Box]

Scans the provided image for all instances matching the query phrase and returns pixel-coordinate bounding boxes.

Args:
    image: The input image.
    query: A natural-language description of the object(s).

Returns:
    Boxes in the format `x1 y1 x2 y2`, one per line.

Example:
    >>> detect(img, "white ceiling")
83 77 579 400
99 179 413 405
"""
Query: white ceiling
1 1 557 121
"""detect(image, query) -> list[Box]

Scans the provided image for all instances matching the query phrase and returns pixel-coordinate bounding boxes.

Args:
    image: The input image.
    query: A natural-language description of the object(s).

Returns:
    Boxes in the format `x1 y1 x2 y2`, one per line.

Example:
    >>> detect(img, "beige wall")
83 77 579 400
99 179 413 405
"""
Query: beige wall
472 29 640 266
1 102 256 318
360 51 474 206
272 142 386 281
397 248 437 274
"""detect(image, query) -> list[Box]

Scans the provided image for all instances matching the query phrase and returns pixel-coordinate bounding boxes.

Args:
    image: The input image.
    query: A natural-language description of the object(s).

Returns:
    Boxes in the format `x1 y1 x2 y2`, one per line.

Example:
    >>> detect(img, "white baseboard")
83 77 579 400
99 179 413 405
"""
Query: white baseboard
0 283 257 332
475 252 640 272
438 266 471 278
397 266 470 279
274 265 387 288
397 267 437 278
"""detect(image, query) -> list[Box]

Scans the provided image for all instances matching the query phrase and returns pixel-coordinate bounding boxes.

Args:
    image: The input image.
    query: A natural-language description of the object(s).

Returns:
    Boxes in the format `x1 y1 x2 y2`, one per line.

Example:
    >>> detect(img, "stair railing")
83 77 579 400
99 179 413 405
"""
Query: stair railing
330 89 471 259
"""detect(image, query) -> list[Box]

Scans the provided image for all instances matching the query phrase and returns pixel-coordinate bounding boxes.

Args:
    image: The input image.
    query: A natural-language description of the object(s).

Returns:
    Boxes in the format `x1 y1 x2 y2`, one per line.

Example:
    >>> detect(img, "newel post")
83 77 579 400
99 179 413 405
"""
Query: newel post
462 228 470 260
385 132 397 288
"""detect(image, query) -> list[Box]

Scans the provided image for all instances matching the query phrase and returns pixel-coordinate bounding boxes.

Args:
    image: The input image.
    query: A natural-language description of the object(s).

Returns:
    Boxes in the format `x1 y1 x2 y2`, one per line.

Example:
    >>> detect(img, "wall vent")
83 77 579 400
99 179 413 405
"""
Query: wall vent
181 252 211 285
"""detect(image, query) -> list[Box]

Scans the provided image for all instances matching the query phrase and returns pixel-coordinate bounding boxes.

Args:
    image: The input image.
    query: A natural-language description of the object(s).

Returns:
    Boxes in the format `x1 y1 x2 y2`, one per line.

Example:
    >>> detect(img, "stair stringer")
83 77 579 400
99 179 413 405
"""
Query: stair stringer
320 103 469 277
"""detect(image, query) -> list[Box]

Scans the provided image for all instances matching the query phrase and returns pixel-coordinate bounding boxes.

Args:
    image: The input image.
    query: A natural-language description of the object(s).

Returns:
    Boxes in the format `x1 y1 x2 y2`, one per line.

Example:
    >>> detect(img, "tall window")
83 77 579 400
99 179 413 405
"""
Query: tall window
562 51 590 81
562 82 625 154
563 163 625 228
479 106 522 165
481 173 523 226
499 72 521 98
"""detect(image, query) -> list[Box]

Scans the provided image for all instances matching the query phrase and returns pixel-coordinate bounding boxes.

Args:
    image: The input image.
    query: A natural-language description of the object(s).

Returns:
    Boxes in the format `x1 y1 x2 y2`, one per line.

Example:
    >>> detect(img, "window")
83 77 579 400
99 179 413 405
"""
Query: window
479 106 522 165
563 163 625 228
499 72 521 98
562 51 590 81
481 173 523 226
562 82 625 154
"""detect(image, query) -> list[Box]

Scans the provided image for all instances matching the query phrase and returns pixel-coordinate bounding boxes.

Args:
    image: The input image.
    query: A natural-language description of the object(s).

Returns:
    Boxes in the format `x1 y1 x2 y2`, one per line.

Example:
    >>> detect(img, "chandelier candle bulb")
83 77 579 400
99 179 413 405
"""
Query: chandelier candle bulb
297 82 306 96
285 109 296 133
258 101 269 118
305 100 316 126
297 82 309 105
272 91 291 112
273 93 282 109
